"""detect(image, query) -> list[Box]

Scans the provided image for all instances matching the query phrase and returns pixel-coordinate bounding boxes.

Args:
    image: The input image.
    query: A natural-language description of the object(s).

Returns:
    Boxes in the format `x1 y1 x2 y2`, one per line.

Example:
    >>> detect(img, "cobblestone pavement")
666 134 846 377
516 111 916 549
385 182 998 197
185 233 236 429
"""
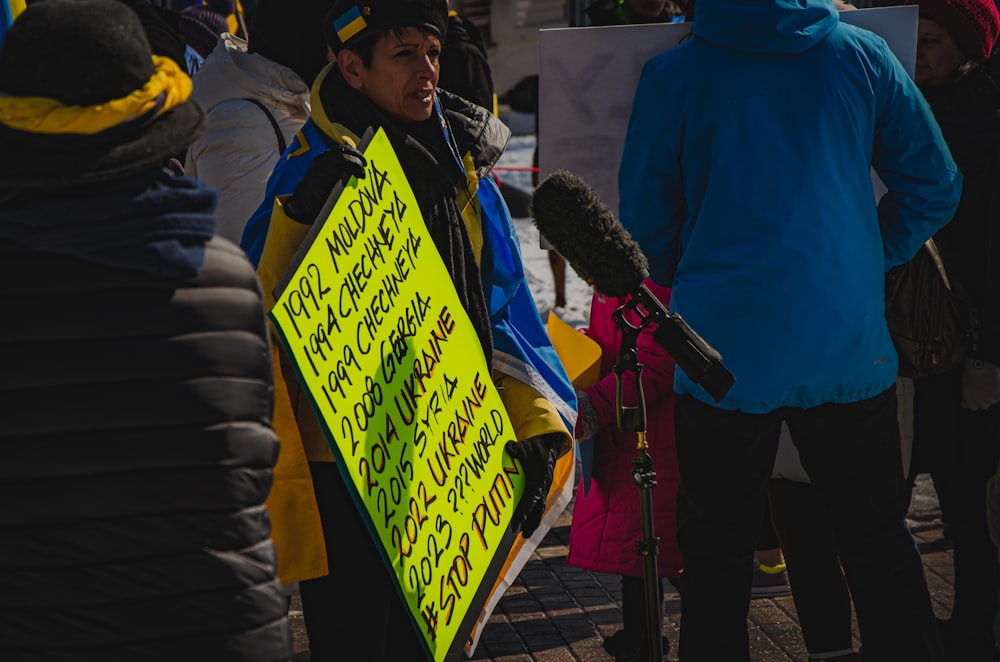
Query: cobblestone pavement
290 476 954 661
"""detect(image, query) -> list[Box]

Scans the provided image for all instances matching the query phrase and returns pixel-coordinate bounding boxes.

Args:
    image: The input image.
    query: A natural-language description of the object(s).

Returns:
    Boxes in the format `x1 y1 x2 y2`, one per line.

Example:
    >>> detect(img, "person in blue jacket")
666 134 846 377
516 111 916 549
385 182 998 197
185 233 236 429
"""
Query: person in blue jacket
618 0 962 659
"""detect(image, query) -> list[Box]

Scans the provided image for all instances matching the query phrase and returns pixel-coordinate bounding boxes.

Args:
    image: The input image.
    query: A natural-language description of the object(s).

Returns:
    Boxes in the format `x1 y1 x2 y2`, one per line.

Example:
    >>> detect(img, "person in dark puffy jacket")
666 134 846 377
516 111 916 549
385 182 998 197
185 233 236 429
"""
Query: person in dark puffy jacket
0 1 290 659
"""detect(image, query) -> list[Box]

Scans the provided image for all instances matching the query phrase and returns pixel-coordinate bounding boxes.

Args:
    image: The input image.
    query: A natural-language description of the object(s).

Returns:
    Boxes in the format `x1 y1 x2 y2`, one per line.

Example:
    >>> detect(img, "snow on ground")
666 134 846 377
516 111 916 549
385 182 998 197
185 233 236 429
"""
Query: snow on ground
493 123 593 330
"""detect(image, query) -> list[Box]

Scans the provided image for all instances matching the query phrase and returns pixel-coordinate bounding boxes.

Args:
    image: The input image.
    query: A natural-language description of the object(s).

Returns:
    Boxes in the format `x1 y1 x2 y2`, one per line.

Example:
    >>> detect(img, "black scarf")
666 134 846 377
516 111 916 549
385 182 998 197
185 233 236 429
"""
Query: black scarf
319 71 494 365
921 65 1000 157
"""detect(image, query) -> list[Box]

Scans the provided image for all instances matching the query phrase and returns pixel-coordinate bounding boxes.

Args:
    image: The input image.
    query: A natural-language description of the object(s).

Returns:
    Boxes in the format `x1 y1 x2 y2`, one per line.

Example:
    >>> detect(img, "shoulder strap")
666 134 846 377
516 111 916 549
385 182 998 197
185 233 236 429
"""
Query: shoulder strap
924 238 953 291
243 98 287 155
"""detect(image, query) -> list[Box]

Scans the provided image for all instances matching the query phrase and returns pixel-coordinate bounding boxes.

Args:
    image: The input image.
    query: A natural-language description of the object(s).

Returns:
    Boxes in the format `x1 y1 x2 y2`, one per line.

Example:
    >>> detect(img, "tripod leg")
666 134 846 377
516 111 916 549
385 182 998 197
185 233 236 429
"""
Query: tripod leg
633 438 663 661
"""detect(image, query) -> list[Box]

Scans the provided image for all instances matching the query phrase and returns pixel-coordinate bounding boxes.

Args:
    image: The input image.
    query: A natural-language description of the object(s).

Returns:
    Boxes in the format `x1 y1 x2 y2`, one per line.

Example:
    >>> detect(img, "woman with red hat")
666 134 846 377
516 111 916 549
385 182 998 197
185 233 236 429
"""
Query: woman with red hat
908 0 1000 659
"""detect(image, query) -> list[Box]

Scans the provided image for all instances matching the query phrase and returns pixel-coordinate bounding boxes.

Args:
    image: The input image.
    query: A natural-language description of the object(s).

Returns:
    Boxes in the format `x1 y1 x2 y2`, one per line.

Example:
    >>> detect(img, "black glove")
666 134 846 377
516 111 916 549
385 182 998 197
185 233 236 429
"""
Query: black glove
283 144 367 223
505 433 564 538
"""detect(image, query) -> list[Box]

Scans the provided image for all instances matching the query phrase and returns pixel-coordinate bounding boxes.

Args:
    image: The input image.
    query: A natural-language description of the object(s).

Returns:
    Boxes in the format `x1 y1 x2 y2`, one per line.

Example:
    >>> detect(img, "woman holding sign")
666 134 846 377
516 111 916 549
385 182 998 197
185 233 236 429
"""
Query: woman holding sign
242 0 577 659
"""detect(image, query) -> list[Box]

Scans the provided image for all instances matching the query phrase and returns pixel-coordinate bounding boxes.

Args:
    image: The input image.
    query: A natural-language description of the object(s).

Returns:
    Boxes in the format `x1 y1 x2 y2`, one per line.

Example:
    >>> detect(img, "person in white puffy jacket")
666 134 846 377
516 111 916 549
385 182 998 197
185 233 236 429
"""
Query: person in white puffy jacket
185 0 336 242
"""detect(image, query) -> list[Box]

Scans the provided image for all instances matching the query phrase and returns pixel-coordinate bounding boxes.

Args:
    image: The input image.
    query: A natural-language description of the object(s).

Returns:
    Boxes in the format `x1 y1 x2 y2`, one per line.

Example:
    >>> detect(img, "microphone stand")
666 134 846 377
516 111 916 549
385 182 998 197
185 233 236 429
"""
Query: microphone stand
612 302 662 662
607 283 732 660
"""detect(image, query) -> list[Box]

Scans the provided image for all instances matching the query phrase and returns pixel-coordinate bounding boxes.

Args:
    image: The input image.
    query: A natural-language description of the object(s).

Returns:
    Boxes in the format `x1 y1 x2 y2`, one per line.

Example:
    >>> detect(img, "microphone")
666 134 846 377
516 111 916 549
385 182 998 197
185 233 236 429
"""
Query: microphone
529 170 648 298
530 170 735 403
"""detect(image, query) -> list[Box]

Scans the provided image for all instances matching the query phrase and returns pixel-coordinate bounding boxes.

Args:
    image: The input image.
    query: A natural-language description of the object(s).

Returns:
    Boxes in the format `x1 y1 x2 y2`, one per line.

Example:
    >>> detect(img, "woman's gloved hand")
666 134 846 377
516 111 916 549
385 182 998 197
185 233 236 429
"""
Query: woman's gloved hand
962 359 1000 410
283 145 367 224
504 433 565 537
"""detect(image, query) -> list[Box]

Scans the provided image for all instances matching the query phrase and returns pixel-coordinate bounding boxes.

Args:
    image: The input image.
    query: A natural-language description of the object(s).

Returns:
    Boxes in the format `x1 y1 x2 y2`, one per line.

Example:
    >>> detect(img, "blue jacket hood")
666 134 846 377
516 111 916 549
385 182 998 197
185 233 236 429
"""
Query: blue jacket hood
694 0 839 54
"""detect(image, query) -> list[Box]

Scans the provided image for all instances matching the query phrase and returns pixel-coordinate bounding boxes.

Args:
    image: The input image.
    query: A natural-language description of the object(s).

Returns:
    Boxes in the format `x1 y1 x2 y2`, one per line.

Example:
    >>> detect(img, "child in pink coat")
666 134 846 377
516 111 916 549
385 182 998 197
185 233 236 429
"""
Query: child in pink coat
567 282 682 661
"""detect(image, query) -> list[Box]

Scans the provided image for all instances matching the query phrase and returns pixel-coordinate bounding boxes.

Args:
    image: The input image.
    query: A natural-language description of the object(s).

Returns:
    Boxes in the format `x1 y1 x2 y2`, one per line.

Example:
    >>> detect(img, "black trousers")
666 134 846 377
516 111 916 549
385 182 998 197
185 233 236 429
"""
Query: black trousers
912 368 1000 652
299 462 426 662
673 387 943 662
768 477 854 657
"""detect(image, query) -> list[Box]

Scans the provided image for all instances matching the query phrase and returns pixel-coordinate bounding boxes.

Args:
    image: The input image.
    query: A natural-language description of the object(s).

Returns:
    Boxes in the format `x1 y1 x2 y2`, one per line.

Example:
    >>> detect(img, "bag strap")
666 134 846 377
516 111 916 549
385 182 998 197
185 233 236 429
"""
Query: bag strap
924 238 953 292
242 98 287 155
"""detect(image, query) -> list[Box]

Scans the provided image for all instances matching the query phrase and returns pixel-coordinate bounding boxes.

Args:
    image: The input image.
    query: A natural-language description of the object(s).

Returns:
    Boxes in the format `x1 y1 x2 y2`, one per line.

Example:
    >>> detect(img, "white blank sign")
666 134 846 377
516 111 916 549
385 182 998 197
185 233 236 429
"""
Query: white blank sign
537 5 918 216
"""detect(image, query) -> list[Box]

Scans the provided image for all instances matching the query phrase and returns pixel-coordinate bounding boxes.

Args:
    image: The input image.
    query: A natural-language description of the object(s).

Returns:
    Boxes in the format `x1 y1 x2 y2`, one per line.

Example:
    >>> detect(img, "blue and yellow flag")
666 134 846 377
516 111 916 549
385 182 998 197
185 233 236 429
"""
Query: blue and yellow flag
334 5 367 44
0 0 26 49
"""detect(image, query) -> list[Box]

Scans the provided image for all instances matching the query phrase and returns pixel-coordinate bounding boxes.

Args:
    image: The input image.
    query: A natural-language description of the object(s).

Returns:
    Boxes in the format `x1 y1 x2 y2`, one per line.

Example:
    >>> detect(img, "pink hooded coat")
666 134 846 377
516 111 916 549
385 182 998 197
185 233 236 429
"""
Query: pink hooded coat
567 284 683 579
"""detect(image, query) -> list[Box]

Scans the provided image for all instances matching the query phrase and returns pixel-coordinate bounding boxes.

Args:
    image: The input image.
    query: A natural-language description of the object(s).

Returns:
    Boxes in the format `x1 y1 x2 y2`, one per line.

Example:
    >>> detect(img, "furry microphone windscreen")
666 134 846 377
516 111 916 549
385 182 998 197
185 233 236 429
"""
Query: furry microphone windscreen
530 169 649 298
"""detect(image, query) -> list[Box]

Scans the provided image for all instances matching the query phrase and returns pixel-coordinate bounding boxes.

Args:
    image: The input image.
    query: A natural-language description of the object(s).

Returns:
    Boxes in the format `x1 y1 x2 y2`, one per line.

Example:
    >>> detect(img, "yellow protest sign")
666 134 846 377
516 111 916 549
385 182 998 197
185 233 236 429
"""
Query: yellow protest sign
269 128 523 662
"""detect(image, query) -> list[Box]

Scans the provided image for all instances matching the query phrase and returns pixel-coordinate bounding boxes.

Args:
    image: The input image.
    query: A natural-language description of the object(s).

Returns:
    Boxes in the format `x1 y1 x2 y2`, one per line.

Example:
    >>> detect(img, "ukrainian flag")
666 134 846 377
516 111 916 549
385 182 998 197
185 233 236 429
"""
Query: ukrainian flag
334 5 366 44
0 0 26 48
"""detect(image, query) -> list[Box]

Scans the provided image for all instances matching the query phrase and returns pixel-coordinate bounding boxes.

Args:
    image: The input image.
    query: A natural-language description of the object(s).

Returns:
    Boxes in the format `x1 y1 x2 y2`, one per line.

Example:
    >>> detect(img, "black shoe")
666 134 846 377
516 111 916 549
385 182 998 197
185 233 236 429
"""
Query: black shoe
601 630 670 661
938 617 1000 661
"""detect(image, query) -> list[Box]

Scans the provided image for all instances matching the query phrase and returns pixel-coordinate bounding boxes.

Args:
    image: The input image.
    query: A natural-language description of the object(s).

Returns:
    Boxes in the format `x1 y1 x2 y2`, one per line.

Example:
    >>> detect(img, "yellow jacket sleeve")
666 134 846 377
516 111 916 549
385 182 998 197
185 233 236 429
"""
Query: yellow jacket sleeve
257 197 336 463
255 197 333 582
498 375 573 456
265 346 329 584
257 197 309 311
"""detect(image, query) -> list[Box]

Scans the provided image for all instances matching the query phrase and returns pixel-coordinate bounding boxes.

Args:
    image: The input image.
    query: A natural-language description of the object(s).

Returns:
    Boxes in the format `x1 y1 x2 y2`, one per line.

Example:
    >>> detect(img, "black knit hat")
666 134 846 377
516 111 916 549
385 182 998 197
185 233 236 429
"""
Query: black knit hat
0 0 204 188
249 0 339 85
180 4 230 55
323 0 448 53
